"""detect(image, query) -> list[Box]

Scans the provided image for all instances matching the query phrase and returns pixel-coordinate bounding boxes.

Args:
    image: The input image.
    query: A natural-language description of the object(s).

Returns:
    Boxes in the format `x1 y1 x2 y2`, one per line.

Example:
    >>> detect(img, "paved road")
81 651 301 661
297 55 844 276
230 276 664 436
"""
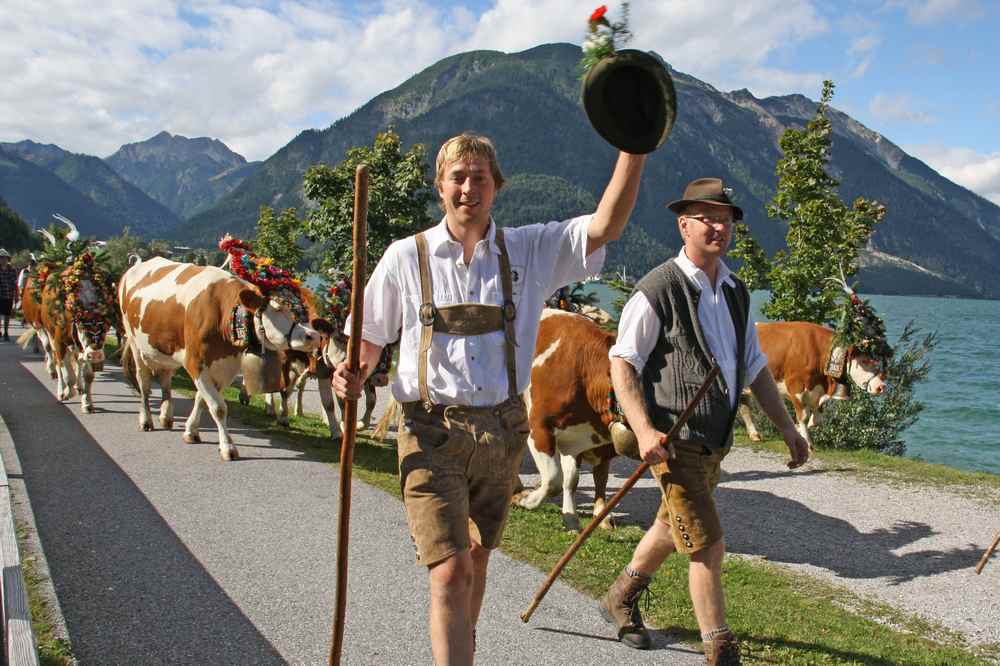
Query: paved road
0 324 702 665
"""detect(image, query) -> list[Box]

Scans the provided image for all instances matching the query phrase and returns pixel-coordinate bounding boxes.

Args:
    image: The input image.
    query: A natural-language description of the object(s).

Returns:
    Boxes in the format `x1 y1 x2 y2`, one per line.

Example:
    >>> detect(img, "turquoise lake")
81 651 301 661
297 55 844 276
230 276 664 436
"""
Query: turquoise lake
584 283 1000 475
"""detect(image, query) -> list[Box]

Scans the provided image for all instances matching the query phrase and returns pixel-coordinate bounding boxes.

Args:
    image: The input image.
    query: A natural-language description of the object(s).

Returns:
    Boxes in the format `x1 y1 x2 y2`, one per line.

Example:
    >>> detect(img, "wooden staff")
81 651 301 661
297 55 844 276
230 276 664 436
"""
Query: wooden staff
521 365 720 623
328 164 369 666
975 529 1000 575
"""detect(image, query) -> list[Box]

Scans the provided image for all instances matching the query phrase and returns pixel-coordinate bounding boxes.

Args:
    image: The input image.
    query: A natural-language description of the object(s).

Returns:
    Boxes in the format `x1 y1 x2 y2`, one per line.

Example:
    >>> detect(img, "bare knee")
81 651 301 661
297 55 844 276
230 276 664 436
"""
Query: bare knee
690 539 725 569
428 551 474 600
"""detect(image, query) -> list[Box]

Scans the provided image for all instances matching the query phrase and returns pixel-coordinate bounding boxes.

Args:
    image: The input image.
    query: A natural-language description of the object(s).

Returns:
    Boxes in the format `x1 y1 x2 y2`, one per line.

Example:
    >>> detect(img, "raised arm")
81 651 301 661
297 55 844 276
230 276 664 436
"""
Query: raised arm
586 152 648 255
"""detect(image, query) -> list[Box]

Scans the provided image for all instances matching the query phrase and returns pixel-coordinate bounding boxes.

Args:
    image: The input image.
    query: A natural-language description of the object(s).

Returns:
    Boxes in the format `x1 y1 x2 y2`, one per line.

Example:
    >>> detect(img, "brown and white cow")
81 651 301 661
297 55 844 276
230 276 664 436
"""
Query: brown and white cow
18 273 58 380
738 321 886 448
515 309 619 532
118 256 327 461
20 269 114 411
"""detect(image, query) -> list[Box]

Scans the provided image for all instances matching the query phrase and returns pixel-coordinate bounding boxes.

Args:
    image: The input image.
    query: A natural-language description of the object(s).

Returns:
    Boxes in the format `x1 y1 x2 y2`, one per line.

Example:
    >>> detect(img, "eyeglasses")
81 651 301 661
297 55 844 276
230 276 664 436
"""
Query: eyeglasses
683 214 734 228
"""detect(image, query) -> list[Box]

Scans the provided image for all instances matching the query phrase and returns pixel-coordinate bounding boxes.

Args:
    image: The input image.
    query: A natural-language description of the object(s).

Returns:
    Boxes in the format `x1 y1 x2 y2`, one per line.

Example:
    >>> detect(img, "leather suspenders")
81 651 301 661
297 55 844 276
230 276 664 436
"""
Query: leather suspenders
414 228 518 411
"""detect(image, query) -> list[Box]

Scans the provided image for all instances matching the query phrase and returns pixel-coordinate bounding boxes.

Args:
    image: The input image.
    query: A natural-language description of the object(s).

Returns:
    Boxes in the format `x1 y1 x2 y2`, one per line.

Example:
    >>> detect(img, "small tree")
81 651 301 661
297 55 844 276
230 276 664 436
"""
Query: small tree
255 206 303 271
303 129 434 278
731 80 886 324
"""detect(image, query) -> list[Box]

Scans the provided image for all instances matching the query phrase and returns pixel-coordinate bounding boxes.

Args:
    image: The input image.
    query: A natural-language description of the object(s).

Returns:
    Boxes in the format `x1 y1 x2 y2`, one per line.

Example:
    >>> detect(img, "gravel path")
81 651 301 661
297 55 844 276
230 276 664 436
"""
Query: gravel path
0 324 703 665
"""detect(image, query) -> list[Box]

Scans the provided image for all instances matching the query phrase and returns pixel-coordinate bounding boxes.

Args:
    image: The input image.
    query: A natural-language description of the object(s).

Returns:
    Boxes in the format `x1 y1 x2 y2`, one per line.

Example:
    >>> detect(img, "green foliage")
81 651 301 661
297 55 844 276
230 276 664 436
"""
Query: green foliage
100 228 148 279
760 81 887 324
731 222 769 290
254 206 303 271
303 129 434 277
811 323 937 455
0 196 40 252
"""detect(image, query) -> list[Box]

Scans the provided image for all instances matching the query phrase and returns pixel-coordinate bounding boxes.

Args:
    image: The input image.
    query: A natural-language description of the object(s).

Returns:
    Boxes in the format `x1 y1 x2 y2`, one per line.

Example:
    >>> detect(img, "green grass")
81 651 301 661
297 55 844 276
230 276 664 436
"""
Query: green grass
15 521 75 666
170 382 996 665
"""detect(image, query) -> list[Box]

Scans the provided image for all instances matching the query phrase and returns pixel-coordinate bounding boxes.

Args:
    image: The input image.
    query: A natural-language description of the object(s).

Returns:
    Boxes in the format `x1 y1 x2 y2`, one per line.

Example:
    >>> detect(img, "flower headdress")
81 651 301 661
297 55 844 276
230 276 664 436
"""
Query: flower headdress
59 251 118 341
325 269 352 334
581 3 632 74
218 234 301 293
827 266 892 364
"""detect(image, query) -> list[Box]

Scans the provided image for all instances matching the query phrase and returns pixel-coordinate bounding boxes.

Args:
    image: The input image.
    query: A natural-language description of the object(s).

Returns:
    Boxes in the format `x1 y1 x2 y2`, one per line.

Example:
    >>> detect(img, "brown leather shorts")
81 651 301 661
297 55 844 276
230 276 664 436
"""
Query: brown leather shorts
651 440 730 554
398 397 528 567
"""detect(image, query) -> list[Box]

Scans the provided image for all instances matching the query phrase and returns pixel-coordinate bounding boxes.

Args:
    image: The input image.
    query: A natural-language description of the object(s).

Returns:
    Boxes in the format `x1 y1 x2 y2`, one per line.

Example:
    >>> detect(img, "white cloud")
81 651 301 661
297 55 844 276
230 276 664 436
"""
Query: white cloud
907 144 1000 204
849 34 881 55
1 0 833 161
869 93 936 124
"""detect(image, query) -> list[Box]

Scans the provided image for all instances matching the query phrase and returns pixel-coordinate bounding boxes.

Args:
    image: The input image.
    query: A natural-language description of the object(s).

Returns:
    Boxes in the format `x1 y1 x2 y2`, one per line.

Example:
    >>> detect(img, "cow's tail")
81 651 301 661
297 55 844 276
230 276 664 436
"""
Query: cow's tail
119 337 139 393
16 329 36 350
371 397 401 441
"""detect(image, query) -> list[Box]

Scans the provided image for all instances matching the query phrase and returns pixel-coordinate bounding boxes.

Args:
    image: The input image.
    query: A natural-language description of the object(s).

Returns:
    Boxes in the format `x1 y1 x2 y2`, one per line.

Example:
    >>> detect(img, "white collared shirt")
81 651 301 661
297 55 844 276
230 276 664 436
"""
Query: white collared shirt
609 249 768 408
349 215 604 406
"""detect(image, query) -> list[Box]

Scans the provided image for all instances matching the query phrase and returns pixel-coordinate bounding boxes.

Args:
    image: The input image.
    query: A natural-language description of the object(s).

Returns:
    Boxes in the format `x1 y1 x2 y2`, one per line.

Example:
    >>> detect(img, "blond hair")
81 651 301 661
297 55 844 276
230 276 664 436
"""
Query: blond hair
434 133 505 190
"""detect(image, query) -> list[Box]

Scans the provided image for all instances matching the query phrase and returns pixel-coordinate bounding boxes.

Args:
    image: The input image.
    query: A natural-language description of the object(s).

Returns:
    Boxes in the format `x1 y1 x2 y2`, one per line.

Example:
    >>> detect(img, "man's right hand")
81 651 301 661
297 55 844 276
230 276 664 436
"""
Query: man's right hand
332 361 368 400
637 427 675 465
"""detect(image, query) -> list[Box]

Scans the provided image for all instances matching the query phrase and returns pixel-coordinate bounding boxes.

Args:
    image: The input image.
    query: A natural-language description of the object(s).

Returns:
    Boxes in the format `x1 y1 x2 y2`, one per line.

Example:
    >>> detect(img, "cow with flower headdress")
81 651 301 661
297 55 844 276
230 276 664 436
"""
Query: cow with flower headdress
738 268 892 448
117 235 332 461
19 218 118 412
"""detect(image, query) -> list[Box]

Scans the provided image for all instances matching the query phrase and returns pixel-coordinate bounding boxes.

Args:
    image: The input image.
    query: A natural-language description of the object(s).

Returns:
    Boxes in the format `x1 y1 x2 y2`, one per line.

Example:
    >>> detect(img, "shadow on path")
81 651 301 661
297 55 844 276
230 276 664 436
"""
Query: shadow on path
0 361 285 664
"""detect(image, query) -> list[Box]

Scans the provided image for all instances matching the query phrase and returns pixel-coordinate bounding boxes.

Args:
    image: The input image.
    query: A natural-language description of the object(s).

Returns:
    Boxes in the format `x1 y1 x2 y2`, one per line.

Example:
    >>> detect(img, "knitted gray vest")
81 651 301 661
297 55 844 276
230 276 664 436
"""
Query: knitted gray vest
635 259 750 449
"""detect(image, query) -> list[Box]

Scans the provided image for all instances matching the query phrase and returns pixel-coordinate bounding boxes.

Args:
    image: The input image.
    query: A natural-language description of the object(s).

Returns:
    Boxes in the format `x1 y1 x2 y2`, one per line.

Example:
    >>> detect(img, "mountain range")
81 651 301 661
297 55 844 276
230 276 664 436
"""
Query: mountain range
176 43 1000 299
3 43 998 298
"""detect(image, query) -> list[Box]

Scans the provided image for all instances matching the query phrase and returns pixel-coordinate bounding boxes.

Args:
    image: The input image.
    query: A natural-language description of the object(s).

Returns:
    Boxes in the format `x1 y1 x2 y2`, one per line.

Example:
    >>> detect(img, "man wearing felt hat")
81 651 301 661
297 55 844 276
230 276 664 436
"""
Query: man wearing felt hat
601 178 810 664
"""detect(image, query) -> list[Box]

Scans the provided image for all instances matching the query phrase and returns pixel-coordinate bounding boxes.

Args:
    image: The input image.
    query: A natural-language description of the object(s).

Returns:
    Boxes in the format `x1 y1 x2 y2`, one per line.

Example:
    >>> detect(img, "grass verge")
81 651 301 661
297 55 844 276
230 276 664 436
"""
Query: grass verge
169 375 996 666
16 521 75 666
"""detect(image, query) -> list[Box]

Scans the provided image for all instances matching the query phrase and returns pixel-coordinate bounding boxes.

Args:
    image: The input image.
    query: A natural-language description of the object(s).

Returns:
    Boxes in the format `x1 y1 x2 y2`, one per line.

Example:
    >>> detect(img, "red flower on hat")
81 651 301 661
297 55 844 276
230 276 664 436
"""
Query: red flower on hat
590 5 607 22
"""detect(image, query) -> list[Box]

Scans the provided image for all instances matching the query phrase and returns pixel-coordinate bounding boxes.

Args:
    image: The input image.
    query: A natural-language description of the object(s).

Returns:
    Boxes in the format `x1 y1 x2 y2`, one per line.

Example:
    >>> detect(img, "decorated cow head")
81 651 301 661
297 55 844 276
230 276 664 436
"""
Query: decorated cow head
827 265 891 394
62 253 116 371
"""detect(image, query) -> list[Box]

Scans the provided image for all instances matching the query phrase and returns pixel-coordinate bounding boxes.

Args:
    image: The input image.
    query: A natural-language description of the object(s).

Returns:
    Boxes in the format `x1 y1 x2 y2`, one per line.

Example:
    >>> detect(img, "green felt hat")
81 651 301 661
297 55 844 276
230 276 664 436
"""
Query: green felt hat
581 49 677 154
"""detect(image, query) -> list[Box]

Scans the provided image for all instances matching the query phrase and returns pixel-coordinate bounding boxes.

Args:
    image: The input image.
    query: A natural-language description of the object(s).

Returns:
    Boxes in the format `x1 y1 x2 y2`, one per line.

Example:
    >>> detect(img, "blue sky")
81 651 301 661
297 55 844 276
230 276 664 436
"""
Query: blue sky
2 0 998 202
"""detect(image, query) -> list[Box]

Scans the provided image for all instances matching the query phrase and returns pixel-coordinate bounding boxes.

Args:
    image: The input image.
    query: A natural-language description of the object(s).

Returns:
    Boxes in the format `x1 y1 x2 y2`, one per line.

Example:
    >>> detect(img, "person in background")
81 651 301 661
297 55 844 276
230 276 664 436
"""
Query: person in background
0 249 19 341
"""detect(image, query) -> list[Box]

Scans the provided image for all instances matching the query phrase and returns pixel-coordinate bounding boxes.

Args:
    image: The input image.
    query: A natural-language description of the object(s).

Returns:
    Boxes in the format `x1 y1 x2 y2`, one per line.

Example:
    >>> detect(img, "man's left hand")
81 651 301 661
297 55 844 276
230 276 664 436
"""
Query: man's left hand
781 427 810 470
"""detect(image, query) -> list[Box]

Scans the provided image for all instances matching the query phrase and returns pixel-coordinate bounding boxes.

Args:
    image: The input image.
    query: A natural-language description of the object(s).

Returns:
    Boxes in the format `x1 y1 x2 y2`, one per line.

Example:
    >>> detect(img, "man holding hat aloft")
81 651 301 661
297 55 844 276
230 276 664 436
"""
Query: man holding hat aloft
602 178 810 664
0 249 18 341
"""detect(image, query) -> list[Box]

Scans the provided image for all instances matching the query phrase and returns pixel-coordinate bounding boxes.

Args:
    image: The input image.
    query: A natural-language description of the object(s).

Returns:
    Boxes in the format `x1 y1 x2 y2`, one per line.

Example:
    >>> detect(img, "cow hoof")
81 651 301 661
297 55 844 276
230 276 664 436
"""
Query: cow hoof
141 422 155 432
183 433 201 444
238 395 250 406
160 419 173 430
220 447 239 462
749 433 762 442
82 405 94 414
561 513 581 533
278 419 290 428
598 516 616 530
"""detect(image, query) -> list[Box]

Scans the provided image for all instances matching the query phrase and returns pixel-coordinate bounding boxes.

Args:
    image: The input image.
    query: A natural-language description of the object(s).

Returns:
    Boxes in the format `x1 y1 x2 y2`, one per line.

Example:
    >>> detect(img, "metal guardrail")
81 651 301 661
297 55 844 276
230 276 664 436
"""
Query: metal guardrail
0 416 41 666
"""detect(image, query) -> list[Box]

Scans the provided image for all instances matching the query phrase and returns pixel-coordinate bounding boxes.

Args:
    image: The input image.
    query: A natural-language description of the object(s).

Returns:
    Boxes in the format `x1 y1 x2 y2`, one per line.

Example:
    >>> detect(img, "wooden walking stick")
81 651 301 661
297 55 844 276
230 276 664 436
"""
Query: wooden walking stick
975 529 1000 574
521 365 720 623
328 164 369 666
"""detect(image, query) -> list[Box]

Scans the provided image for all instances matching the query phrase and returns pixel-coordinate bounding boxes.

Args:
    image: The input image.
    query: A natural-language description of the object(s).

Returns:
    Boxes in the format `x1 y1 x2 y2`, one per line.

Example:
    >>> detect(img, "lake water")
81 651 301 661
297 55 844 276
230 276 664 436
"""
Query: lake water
584 283 1000 475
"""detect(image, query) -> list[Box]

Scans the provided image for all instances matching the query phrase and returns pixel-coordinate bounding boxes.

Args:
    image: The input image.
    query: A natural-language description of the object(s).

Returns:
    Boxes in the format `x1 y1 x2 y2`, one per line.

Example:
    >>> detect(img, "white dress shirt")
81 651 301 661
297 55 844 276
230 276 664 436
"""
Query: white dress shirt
349 215 604 406
609 249 768 408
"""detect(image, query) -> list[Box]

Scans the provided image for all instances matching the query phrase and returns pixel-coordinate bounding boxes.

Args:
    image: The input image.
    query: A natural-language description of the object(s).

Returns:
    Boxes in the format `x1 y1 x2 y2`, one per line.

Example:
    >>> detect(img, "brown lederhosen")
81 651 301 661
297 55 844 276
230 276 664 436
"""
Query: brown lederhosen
398 229 529 566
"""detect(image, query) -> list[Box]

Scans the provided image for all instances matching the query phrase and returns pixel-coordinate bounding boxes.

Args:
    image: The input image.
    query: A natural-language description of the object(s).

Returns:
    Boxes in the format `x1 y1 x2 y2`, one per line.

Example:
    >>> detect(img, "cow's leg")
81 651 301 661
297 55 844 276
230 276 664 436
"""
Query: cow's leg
317 377 343 442
193 376 238 461
592 455 615 530
359 383 377 429
515 430 561 510
738 395 762 442
136 362 156 431
157 369 174 429
54 350 73 401
78 360 95 413
238 382 251 406
183 390 205 443
560 452 582 532
275 391 290 428
292 372 308 418
36 329 56 378
789 395 814 451
262 392 276 417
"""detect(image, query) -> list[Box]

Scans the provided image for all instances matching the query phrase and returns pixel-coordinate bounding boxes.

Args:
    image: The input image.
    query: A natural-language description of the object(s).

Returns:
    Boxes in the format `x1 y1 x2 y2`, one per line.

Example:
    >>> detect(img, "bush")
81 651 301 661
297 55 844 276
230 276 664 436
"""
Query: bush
810 322 937 455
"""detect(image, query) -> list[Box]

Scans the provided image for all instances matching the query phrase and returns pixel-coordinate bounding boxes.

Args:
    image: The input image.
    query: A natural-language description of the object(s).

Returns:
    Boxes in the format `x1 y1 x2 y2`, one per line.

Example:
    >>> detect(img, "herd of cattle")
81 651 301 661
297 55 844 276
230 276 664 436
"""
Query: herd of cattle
16 252 886 530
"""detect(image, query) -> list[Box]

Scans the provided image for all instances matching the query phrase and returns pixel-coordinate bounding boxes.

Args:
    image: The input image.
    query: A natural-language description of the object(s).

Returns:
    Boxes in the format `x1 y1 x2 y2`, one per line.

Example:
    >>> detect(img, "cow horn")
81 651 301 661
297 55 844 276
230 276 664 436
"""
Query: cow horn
219 255 231 270
824 263 856 298
52 213 81 241
128 253 143 267
36 228 56 245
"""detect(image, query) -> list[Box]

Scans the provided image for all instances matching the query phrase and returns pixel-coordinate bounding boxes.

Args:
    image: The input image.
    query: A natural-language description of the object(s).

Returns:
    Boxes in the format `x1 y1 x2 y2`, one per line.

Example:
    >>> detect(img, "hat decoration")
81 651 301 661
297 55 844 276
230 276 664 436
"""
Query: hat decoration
219 234 308 322
581 4 632 74
579 3 676 154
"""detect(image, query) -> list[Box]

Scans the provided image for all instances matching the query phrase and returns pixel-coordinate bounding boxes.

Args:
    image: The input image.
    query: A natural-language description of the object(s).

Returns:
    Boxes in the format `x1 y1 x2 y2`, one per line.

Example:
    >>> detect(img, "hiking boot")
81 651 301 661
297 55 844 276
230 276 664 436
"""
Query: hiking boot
703 630 741 665
599 567 652 649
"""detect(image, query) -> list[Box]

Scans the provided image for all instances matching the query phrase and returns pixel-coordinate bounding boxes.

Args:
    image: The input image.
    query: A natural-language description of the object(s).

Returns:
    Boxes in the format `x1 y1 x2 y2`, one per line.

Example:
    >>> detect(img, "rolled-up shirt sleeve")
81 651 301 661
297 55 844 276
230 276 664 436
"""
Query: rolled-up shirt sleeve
608 291 660 374
744 314 768 384
345 245 402 347
540 214 605 294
